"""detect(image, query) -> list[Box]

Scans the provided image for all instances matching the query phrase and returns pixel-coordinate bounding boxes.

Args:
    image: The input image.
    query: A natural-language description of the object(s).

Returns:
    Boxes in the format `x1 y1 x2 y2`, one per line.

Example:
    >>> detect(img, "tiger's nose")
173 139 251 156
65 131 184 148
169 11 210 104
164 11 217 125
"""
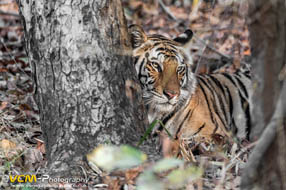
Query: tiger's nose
163 90 178 99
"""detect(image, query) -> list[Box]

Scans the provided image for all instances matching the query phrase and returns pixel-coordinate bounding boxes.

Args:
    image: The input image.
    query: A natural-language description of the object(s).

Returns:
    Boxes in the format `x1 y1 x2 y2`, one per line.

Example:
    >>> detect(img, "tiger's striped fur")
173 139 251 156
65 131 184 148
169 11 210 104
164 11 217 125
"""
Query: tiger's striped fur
129 25 252 142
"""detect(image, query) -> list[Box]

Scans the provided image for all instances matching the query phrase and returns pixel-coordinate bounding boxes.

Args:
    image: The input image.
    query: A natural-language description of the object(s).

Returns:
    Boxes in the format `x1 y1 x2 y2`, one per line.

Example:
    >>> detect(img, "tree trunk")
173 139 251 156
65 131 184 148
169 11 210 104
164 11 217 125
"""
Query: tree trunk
248 0 285 141
17 0 150 177
241 0 286 189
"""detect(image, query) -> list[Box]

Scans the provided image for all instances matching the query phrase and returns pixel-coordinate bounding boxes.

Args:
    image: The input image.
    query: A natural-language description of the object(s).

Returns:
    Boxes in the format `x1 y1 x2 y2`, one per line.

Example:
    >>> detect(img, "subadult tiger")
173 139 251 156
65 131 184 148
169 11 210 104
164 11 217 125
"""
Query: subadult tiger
129 25 252 143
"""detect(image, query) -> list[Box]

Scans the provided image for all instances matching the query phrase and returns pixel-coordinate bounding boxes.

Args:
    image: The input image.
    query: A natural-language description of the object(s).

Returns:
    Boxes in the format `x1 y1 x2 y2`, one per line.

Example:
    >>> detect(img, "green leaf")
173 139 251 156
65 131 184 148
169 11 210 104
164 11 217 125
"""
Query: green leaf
152 158 183 172
137 119 159 146
17 57 29 63
137 119 174 147
166 166 203 187
137 170 164 190
86 145 147 171
158 120 173 138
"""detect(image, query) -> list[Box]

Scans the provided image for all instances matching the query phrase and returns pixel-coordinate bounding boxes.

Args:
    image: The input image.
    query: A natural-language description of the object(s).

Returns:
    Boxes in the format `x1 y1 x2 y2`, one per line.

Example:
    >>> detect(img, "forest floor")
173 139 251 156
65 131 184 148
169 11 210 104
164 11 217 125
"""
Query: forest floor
0 0 254 189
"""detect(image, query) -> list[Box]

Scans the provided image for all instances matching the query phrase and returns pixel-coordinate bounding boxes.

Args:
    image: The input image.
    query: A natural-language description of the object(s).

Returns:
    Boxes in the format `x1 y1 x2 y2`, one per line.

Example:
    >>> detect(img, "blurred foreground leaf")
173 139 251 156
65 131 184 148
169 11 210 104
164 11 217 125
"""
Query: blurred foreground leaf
137 170 164 190
86 145 147 172
166 166 203 188
152 158 183 172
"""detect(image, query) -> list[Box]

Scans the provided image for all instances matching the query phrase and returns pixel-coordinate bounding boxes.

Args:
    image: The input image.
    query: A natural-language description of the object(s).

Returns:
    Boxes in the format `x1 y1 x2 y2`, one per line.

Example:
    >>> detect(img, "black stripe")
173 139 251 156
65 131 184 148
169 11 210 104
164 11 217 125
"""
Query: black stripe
221 72 250 131
238 91 251 140
153 42 161 46
237 70 251 79
198 76 228 130
138 58 146 85
209 75 226 97
149 35 168 40
198 76 216 97
206 76 229 128
167 44 178 49
147 80 155 85
155 47 165 52
243 71 251 79
138 58 145 74
134 56 139 65
245 103 251 140
156 48 178 55
149 38 165 42
162 109 177 126
245 73 251 80
222 73 238 88
158 52 165 58
234 75 249 98
232 117 238 135
175 109 194 139
197 81 219 132
193 123 206 136
225 87 234 117
168 49 178 54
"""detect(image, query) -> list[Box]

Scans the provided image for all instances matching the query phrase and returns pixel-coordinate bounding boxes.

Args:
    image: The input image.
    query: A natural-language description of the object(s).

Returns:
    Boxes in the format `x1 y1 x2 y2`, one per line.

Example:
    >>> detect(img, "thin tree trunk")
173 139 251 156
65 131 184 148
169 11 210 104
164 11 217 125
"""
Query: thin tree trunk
17 0 150 177
241 0 286 189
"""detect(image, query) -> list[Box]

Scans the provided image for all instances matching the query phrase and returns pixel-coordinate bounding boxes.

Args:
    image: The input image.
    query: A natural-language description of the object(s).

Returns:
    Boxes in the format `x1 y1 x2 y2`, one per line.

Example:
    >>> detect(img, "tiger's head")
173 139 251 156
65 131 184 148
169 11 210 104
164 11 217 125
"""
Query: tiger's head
129 25 197 113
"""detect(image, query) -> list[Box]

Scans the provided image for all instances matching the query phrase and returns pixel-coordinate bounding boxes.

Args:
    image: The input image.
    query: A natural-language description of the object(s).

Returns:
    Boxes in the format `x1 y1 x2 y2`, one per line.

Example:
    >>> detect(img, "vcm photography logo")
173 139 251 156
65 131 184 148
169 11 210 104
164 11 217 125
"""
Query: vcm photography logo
0 174 38 183
9 175 37 183
2 174 88 184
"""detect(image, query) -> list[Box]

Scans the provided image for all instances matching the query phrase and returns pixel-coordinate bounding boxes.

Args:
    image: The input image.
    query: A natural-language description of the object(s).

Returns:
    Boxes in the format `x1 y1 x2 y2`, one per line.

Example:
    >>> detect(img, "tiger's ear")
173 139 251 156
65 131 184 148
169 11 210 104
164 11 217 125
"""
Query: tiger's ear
173 29 193 46
129 25 147 48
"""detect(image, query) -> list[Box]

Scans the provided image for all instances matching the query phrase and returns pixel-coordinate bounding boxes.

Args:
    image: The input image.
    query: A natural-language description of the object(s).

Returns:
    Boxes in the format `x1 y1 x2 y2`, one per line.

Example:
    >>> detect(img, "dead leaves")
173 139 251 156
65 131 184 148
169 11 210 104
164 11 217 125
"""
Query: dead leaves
0 1 45 184
124 0 251 74
157 130 254 189
101 166 144 190
1 139 16 153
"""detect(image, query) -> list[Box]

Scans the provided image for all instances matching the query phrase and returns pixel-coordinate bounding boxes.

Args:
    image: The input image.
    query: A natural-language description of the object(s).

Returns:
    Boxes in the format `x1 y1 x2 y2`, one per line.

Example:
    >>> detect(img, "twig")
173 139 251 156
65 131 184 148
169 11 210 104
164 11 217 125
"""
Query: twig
219 141 258 185
195 41 207 74
195 26 244 33
192 33 232 60
193 33 251 67
0 52 26 59
0 41 23 47
0 39 31 80
0 10 20 17
158 0 178 21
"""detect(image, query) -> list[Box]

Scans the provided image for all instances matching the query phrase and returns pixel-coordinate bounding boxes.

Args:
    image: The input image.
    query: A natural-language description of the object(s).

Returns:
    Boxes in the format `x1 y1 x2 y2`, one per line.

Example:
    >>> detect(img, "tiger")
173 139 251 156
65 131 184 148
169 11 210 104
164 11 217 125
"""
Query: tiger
128 25 252 145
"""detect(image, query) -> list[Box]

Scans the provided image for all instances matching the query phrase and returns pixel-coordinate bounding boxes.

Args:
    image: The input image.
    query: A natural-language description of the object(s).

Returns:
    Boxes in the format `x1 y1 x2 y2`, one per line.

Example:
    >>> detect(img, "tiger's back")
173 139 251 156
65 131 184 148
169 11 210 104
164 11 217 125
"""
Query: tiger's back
129 25 252 144
175 71 251 142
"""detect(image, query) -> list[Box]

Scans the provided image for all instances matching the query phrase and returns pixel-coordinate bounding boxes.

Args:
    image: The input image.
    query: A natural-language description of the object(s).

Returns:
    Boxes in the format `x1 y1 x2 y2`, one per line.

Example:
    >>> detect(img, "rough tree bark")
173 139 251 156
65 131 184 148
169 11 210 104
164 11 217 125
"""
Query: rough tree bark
17 0 150 177
241 0 286 189
248 0 285 140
